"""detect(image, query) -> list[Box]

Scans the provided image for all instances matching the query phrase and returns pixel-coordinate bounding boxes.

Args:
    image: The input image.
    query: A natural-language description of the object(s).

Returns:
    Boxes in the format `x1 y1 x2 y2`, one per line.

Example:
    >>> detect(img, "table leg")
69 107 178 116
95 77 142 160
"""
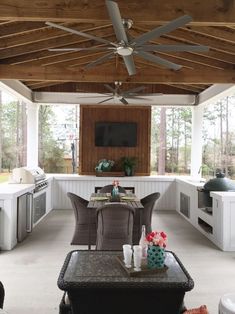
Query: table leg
88 208 91 250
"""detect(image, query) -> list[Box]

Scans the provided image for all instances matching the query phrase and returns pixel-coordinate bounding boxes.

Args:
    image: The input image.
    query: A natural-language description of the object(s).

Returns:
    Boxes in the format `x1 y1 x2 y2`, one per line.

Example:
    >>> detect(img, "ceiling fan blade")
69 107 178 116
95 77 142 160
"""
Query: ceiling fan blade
104 84 116 93
46 21 117 47
123 55 136 75
77 94 111 98
105 0 128 43
123 96 152 101
137 51 182 70
132 15 192 46
139 44 209 52
48 47 115 52
98 97 114 104
123 86 146 95
84 52 114 69
120 97 129 105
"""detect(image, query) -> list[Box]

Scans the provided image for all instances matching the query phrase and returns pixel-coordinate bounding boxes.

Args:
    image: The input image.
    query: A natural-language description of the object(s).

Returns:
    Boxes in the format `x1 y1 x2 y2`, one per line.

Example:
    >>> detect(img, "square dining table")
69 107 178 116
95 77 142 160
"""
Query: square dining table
58 250 194 314
87 193 144 249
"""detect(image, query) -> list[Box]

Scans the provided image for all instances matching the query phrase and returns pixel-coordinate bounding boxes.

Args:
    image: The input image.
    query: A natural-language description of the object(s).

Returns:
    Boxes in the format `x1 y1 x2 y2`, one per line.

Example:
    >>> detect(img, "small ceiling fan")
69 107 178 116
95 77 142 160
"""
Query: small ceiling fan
77 82 161 105
46 0 209 76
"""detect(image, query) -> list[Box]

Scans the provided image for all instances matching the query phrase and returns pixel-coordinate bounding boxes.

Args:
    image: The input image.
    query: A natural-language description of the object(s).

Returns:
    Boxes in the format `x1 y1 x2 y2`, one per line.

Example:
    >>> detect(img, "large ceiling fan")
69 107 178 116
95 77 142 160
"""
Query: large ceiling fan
46 0 209 76
78 82 160 105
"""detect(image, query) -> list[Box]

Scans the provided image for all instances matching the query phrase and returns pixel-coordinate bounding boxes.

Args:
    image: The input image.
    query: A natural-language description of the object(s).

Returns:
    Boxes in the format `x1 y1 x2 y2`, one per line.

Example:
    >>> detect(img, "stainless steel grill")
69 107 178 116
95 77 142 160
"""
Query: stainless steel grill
34 179 48 192
12 167 49 233
11 166 46 184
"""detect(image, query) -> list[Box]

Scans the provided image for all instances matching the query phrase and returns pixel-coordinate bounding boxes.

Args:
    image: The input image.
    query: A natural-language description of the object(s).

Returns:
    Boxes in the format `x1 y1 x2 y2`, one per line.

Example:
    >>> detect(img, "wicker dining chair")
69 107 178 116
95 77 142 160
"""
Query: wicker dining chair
98 184 126 194
0 281 4 309
67 192 97 245
96 203 135 250
133 192 161 244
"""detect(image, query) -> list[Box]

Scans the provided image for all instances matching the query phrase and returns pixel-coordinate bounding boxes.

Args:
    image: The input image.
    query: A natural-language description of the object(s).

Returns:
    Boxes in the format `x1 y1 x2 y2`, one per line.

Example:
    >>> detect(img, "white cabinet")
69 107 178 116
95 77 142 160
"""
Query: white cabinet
0 183 52 250
46 178 53 213
0 197 18 250
196 193 235 251
0 200 4 250
210 193 235 251
176 179 199 226
177 178 235 251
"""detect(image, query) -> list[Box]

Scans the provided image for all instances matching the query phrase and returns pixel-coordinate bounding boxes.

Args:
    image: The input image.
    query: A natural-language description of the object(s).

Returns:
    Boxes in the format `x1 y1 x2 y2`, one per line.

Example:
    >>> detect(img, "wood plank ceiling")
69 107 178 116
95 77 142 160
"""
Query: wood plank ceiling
0 0 234 101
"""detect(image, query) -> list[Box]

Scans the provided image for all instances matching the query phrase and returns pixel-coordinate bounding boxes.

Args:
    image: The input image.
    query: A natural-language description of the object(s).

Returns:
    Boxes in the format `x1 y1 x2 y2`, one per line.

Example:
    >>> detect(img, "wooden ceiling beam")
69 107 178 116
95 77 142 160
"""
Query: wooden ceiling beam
0 64 234 84
40 82 194 95
0 25 114 58
0 22 112 49
168 28 235 54
131 27 235 65
25 81 62 88
167 84 203 93
0 21 45 37
185 26 235 44
0 1 235 26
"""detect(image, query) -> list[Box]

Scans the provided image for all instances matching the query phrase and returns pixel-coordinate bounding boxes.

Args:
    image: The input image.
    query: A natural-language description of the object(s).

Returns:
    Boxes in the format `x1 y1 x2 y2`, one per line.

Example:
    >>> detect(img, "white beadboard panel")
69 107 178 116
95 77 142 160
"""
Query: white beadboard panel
52 175 176 210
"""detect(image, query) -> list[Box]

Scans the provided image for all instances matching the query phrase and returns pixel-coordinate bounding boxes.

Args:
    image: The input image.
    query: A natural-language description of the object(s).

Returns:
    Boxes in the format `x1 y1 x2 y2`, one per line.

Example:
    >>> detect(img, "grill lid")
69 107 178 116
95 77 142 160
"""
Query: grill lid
203 171 235 192
11 167 46 184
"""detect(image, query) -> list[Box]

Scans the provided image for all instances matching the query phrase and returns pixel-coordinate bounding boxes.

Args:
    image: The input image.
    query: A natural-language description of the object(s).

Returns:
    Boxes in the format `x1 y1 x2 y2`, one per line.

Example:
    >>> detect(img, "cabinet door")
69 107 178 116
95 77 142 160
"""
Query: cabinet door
0 201 4 249
212 198 223 248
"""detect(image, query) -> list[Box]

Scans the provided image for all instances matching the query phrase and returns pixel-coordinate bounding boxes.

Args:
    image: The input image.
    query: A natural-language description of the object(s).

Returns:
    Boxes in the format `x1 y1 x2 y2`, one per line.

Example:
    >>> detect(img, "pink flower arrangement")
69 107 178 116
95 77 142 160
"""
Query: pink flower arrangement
145 231 167 248
112 180 119 187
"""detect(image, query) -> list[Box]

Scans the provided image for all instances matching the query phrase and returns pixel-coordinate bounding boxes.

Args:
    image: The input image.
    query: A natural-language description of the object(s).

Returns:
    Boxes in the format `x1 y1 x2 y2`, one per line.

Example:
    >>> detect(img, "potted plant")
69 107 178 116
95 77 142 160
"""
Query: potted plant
121 157 137 176
95 159 115 172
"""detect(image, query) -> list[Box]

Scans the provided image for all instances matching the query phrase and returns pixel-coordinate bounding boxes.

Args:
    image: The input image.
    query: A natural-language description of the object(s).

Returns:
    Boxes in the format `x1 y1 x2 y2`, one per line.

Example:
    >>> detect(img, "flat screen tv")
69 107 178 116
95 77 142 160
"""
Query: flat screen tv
95 122 137 147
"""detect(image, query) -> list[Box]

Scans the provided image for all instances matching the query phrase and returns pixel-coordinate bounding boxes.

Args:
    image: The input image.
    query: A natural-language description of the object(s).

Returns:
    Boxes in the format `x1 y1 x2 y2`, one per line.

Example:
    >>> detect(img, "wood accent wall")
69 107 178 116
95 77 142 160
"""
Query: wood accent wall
79 105 151 175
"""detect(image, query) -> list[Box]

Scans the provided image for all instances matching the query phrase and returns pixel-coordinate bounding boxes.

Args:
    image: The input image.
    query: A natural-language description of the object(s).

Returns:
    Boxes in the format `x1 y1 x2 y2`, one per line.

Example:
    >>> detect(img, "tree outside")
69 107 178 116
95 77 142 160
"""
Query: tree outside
151 95 235 179
38 105 79 173
0 90 78 179
151 107 192 176
202 96 235 179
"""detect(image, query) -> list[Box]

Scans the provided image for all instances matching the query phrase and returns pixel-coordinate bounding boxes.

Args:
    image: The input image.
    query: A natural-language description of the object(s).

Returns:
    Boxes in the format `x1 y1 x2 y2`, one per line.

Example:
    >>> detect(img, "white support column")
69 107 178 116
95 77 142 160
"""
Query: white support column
190 104 205 179
26 103 39 168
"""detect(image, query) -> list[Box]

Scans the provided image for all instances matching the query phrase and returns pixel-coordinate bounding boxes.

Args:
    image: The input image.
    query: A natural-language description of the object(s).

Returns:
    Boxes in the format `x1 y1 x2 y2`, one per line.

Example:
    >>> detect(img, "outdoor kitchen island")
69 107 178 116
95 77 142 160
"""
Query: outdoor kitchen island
0 176 53 250
176 178 235 251
1 175 235 251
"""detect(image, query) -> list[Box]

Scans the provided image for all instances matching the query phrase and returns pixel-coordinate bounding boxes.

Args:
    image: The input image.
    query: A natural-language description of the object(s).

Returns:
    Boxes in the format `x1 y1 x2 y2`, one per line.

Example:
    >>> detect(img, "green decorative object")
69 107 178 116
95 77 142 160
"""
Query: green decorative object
95 159 114 172
147 245 165 269
110 186 120 202
120 156 137 176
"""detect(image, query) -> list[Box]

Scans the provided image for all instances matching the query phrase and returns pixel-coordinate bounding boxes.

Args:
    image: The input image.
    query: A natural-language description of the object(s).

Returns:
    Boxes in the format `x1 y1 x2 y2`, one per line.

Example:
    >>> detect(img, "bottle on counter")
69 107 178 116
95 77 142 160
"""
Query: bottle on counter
139 225 147 259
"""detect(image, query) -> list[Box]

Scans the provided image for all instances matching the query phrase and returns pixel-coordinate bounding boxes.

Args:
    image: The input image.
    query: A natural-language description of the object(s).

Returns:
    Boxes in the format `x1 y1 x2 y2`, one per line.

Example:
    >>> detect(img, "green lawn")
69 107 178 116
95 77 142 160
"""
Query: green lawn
0 173 10 183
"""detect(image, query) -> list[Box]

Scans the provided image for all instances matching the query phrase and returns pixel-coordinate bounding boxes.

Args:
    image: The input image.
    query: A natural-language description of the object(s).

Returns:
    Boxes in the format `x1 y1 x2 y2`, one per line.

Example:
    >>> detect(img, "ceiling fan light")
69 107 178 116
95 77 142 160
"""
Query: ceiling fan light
117 46 133 56
122 18 133 29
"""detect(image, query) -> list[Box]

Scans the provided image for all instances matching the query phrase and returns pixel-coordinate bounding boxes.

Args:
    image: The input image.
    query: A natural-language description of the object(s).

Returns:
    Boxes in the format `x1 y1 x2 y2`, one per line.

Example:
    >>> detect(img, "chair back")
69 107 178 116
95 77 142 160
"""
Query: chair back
141 192 161 234
67 192 91 224
67 192 97 245
0 281 4 309
99 185 126 194
96 203 135 250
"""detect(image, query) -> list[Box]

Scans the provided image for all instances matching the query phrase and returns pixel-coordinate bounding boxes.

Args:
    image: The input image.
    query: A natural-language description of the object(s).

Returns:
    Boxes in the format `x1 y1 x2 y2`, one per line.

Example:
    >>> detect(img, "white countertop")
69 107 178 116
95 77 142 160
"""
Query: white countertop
176 177 206 188
0 183 34 199
210 191 235 199
50 173 176 182
1 174 235 200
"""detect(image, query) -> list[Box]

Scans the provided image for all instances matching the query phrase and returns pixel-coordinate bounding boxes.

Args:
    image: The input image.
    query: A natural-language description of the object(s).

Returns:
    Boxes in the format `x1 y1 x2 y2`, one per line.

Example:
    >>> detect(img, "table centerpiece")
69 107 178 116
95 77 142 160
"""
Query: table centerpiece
145 230 167 269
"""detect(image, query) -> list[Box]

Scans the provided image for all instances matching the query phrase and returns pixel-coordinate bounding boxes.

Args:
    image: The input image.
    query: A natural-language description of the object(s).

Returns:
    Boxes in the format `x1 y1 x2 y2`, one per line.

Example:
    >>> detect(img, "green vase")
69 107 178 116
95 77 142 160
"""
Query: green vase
147 245 165 269
125 166 133 176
